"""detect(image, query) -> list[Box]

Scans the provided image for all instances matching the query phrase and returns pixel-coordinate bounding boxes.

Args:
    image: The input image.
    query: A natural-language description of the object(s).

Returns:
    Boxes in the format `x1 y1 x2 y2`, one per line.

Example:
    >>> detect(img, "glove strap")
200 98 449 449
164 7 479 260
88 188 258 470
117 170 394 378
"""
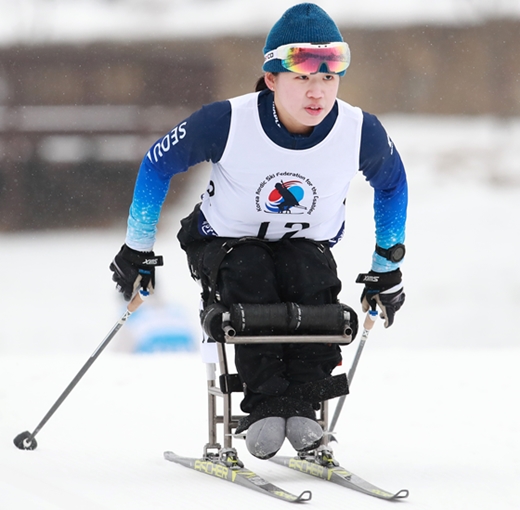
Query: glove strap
122 245 164 267
139 255 164 267
356 269 402 289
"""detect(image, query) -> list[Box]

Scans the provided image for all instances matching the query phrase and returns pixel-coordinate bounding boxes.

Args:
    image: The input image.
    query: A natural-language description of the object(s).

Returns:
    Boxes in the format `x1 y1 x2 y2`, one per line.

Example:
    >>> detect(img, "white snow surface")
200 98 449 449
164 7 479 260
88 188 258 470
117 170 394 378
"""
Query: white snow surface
1 115 520 509
2 0 520 46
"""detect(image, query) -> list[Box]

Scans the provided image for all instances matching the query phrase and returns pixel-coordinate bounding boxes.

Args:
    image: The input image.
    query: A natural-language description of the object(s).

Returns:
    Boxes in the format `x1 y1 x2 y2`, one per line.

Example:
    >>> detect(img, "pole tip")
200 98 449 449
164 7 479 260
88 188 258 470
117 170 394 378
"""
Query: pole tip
13 431 38 450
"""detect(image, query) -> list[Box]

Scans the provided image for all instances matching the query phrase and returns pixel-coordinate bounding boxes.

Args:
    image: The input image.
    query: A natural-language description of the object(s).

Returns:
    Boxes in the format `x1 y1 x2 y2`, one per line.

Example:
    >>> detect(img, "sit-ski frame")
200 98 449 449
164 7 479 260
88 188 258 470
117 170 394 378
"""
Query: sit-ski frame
205 331 351 451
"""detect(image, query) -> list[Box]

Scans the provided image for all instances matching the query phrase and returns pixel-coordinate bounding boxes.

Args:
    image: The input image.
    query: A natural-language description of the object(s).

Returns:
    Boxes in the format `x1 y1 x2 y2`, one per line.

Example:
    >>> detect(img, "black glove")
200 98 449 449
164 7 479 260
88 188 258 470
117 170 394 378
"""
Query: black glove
110 244 163 301
356 269 405 328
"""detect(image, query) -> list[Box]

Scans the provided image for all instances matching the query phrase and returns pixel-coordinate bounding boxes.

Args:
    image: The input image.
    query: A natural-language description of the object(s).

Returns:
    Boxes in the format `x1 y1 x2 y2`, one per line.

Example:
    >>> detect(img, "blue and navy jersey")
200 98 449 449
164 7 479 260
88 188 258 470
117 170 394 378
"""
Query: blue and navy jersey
126 89 407 272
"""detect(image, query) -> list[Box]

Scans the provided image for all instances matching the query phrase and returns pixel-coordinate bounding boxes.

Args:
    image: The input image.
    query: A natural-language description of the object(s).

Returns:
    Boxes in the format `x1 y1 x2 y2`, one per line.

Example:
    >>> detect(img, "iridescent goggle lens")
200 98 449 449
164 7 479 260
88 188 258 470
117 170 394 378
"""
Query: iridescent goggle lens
264 42 351 74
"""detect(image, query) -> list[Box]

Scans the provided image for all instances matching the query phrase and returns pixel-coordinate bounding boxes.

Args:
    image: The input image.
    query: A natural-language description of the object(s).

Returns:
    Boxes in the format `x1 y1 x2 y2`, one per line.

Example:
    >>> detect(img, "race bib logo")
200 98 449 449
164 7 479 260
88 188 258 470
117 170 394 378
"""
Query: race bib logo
256 172 319 215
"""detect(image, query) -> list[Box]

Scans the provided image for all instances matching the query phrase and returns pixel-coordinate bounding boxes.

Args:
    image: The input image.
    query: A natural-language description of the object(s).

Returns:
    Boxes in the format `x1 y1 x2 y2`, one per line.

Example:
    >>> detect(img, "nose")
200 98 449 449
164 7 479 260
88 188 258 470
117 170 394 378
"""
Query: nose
306 80 324 99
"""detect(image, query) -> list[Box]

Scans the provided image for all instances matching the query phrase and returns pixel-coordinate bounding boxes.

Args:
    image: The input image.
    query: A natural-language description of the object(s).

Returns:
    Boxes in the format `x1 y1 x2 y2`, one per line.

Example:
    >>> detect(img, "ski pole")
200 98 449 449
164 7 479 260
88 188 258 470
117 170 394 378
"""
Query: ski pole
13 289 147 451
328 310 377 436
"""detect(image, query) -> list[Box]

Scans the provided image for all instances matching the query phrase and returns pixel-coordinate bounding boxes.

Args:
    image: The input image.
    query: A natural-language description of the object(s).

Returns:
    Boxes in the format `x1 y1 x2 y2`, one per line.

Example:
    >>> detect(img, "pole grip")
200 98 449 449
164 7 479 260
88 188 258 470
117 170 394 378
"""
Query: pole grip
363 310 378 330
127 289 147 313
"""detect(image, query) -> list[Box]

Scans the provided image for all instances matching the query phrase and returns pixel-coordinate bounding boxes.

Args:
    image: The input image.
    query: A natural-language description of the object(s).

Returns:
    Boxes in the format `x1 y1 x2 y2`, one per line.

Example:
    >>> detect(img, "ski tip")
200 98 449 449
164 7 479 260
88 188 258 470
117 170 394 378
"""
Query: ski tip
297 490 312 502
393 489 409 499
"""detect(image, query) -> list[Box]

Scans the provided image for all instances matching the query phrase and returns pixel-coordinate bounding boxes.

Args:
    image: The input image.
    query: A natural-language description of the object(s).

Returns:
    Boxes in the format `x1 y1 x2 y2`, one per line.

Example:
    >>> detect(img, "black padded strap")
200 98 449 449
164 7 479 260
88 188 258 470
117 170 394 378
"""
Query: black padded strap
228 303 357 337
206 238 274 305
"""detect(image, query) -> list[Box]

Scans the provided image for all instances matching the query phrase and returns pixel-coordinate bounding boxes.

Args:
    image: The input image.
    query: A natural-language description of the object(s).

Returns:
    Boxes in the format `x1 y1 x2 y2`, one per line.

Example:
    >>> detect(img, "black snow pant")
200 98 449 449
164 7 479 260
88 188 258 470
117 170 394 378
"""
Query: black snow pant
178 205 344 429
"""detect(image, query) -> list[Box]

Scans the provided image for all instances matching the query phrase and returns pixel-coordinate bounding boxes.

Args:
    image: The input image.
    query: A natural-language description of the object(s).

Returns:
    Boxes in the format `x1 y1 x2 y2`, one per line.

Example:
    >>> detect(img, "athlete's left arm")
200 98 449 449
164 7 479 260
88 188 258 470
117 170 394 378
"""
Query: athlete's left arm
359 112 408 272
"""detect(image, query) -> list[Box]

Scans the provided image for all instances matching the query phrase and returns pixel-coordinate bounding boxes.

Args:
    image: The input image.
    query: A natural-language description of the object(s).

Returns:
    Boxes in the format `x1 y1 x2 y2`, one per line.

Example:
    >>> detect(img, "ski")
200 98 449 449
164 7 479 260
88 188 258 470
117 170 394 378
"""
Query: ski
164 448 312 503
270 447 409 501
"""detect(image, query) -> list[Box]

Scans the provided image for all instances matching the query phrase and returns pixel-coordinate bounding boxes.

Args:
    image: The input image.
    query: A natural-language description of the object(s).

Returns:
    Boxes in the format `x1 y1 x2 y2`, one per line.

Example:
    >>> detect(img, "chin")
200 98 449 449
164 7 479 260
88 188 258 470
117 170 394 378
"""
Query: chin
306 117 324 127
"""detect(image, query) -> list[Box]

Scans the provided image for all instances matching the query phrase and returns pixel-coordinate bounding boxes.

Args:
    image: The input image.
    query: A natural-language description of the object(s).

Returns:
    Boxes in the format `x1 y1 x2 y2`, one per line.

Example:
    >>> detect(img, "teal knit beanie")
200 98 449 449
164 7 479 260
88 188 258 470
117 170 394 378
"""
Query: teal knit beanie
263 3 346 76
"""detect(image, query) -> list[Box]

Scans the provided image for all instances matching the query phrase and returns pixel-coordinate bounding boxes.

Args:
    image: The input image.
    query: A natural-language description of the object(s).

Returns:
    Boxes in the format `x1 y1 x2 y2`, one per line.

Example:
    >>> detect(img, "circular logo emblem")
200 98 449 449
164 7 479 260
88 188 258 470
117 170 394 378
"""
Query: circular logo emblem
256 173 318 215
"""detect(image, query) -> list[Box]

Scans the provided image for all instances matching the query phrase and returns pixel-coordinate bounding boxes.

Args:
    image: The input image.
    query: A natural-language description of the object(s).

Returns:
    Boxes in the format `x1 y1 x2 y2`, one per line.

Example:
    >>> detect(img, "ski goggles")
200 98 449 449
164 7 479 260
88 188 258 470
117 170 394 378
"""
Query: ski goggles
264 42 351 74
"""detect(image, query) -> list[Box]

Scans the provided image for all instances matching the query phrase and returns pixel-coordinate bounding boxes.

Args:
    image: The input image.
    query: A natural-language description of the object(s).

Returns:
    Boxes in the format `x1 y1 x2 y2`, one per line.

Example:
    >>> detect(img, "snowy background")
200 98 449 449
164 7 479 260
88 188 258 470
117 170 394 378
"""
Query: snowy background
2 0 520 46
1 1 520 509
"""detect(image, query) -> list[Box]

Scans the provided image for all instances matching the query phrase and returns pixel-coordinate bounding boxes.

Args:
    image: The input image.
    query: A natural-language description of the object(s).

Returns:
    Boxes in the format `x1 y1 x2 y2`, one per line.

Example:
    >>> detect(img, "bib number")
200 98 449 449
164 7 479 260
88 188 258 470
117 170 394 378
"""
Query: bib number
257 222 310 240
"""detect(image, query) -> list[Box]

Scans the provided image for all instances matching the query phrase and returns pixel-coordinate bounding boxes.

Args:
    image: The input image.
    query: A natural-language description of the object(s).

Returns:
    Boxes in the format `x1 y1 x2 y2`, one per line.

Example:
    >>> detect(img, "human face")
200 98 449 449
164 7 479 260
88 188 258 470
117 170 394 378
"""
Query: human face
265 72 340 135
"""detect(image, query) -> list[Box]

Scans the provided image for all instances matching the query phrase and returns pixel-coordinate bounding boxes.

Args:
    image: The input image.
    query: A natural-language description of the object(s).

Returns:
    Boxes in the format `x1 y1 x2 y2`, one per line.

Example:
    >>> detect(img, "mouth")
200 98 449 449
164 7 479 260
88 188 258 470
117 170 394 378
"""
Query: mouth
305 105 323 116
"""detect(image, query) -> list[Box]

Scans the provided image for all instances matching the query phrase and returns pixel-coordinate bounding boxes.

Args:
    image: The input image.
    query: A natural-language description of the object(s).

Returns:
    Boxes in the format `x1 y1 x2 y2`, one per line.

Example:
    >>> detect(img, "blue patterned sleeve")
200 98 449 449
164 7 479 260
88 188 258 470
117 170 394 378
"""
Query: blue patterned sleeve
359 112 408 273
125 101 231 251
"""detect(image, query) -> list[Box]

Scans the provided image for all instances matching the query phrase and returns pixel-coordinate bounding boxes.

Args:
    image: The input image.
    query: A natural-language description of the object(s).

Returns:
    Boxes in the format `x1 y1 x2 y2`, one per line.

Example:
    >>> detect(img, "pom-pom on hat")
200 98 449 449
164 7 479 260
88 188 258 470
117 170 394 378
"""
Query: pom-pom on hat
263 3 346 76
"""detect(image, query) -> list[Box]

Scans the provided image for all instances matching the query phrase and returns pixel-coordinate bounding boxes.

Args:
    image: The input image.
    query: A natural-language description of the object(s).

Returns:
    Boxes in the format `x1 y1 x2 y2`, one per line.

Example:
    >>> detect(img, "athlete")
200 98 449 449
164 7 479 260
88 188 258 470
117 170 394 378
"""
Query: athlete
110 3 407 460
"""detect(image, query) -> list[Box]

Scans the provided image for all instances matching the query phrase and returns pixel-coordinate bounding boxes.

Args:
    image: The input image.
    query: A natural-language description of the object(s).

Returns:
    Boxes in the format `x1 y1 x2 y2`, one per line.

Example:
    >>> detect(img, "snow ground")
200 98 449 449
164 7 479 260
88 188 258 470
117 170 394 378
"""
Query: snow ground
1 115 519 509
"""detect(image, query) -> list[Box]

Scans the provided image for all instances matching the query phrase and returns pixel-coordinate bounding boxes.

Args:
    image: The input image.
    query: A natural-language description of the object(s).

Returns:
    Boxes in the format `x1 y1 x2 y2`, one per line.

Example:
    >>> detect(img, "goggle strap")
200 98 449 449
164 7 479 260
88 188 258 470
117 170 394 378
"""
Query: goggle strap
264 42 348 61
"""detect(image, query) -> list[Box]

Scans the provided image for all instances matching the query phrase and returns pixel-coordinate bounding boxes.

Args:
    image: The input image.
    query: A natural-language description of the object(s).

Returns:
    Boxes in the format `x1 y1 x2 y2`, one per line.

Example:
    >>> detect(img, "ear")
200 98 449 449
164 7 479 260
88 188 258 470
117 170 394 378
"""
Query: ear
264 72 276 91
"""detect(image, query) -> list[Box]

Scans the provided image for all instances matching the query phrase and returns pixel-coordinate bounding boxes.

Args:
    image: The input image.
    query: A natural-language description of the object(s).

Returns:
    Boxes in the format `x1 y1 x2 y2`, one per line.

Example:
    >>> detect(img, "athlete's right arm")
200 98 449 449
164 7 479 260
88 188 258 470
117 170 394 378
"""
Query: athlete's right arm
125 101 231 251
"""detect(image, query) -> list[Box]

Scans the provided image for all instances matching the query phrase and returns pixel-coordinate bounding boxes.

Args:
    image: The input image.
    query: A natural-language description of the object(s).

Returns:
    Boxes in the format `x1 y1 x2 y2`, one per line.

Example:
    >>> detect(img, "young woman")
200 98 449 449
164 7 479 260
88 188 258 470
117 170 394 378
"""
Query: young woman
110 3 407 460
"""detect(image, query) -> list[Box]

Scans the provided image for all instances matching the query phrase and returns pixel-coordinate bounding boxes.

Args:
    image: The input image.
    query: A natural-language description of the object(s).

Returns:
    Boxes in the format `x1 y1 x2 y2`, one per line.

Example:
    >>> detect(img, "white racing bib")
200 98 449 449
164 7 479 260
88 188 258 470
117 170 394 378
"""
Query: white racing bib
200 92 363 242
